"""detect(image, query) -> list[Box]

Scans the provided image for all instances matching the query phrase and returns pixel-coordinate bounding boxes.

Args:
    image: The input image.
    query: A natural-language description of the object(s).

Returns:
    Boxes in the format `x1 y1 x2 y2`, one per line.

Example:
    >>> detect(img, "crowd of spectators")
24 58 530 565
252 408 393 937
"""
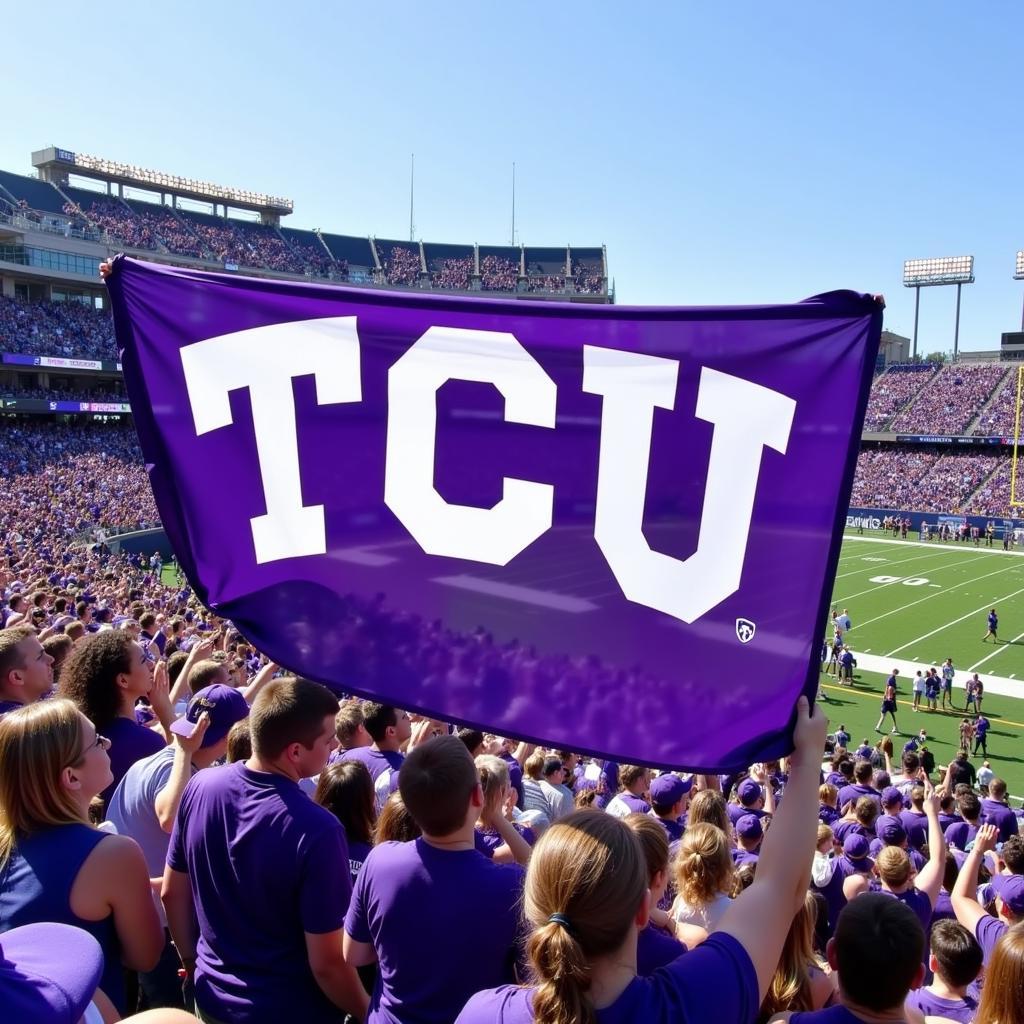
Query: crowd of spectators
972 372 1020 437
862 364 937 431
849 447 942 509
571 258 604 294
0 294 117 360
966 458 1015 517
430 256 474 290
888 363 1010 436
377 244 422 286
480 254 519 291
1 385 126 403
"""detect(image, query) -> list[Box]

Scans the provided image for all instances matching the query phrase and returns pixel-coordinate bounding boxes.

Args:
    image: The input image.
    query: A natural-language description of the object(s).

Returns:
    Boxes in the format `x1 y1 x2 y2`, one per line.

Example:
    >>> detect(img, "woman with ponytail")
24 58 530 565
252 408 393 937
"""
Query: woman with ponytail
973 923 1024 1024
456 695 829 1024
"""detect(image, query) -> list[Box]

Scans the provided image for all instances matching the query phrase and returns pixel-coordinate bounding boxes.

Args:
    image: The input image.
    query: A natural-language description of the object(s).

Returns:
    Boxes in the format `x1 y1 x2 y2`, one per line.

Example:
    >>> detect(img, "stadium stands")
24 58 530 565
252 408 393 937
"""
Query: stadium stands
0 295 116 361
887 362 1010 435
862 364 938 431
375 240 422 286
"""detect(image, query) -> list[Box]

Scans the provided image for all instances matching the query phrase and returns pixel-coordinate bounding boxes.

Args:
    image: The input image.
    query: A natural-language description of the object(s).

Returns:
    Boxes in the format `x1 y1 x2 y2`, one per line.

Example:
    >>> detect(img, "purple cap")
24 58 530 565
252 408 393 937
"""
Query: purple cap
843 833 871 860
650 773 693 809
881 787 904 808
878 820 908 845
170 684 249 748
737 778 763 805
0 922 103 1023
990 874 1024 915
736 813 764 841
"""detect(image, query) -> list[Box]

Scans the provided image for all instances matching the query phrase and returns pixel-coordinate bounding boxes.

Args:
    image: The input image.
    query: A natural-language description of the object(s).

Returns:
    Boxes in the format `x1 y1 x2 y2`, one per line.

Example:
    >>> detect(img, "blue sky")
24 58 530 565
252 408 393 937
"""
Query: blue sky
4 4 1022 352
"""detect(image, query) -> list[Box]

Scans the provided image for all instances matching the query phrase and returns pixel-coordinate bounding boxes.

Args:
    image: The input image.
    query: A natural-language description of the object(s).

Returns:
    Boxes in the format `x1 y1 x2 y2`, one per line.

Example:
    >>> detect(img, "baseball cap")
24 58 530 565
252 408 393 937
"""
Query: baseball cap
736 814 764 841
0 922 103 1023
880 787 904 808
878 820 908 846
650 773 693 810
843 834 871 861
737 779 763 805
990 874 1024 916
170 684 249 748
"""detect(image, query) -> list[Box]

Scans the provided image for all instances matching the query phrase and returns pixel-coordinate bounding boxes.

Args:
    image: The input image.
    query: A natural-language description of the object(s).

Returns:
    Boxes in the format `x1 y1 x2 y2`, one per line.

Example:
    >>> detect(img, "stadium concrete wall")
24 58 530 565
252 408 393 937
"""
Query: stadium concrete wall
847 507 1024 535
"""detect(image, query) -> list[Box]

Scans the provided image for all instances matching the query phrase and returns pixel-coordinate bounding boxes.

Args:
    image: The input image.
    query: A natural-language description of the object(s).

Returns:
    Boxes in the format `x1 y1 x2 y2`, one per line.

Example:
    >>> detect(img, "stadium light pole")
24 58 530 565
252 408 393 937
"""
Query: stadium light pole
1015 251 1024 330
902 256 975 361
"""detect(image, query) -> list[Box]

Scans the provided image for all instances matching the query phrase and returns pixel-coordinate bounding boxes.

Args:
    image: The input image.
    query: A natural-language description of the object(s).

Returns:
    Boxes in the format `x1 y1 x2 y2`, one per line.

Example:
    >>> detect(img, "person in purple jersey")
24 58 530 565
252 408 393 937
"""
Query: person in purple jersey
853 740 872 760
904 920 981 1024
981 777 1019 842
163 677 367 1024
899 786 929 850
767 894 925 1024
649 773 691 844
623 813 693 972
335 701 411 810
832 797 879 847
604 763 652 818
727 774 775 826
496 737 527 809
344 735 527 1024
836 761 878 814
474 754 533 865
874 673 899 735
58 631 172 805
868 820 926 874
945 791 983 851
818 784 840 826
314 760 377 886
938 792 963 833
733 814 763 867
456 696 827 1024
0 626 54 718
951 824 1024 964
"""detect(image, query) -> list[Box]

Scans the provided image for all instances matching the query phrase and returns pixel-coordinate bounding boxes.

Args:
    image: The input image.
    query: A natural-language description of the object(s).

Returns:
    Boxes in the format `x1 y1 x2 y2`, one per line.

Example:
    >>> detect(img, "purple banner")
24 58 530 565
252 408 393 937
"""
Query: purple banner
106 256 881 770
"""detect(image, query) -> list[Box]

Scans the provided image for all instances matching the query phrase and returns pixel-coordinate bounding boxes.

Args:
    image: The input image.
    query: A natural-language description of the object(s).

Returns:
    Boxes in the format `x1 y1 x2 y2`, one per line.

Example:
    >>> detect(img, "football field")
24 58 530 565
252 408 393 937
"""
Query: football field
821 531 1024 798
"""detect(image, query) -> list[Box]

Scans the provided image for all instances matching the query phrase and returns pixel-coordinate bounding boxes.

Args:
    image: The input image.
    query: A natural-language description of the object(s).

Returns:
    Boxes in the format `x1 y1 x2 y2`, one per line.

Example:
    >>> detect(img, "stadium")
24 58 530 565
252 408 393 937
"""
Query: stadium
3 139 1024 1023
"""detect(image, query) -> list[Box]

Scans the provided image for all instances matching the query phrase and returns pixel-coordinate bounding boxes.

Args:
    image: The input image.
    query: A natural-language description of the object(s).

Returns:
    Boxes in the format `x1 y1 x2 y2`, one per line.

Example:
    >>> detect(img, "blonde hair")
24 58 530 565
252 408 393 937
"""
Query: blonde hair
819 783 838 806
816 823 834 848
524 810 647 1024
974 922 1024 1024
475 754 510 802
623 812 669 884
524 751 546 781
674 822 734 908
759 889 821 1019
0 699 90 867
876 847 912 888
687 789 729 834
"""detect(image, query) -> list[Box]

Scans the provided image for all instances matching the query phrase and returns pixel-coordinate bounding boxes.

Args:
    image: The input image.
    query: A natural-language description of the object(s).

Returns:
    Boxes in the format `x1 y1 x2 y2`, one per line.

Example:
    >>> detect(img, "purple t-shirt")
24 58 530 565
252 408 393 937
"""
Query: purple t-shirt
974 913 1007 964
898 810 928 850
819 804 840 826
345 838 525 1024
455 932 756 1024
337 745 405 782
944 821 979 850
101 715 166 805
837 784 878 812
0 699 24 719
636 923 686 976
980 799 1019 843
791 1004 900 1024
349 839 373 886
905 987 977 1024
167 761 352 1024
655 816 685 843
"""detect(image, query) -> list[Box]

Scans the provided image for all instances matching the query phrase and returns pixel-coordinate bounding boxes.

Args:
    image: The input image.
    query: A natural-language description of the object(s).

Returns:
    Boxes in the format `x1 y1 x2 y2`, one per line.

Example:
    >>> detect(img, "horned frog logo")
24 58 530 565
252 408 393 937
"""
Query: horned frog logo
735 618 756 644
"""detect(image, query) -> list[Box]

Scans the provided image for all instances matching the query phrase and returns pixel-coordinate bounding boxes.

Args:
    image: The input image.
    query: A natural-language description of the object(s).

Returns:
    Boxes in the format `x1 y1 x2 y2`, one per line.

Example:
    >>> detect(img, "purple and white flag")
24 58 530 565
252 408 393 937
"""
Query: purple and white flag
107 256 881 770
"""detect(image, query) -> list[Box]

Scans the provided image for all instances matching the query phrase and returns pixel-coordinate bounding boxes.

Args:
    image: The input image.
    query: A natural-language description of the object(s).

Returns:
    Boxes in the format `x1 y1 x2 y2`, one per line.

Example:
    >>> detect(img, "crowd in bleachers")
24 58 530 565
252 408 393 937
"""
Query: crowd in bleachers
862 364 938 431
431 256 474 290
378 244 422 286
2 385 126 403
972 373 1020 438
572 259 604 294
888 363 1010 435
0 294 117 360
480 254 519 291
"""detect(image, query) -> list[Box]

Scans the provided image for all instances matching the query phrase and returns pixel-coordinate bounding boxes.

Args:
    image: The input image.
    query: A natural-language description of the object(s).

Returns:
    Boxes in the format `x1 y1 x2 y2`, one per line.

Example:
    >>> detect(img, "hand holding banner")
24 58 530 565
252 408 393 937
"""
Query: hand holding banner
107 256 880 770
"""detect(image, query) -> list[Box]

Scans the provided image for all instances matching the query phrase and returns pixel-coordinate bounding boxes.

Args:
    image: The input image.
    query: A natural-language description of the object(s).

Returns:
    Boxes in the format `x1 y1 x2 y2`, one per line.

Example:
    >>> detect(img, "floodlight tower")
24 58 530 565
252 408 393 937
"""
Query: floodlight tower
902 256 975 360
1015 251 1024 330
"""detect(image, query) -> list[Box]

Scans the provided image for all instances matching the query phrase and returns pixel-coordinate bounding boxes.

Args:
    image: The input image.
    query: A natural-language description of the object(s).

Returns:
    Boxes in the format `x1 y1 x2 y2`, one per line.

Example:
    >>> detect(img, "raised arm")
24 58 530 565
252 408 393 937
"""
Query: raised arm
719 696 828 1001
238 660 278 704
951 824 999 934
913 785 945 907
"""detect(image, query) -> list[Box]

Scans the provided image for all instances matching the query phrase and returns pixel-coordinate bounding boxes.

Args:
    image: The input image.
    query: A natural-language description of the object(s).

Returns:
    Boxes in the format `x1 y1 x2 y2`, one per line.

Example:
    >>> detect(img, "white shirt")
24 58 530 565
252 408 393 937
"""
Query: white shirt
673 891 733 931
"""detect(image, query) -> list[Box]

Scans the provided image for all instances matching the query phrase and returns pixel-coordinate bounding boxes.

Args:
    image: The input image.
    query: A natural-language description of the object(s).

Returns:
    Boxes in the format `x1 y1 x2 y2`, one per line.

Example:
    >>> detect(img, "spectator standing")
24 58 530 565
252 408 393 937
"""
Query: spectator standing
0 626 54 717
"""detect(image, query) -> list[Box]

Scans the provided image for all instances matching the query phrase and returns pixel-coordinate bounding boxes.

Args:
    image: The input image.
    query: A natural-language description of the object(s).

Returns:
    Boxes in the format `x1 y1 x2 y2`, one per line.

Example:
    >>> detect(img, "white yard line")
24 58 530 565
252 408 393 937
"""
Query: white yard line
886 583 1024 657
844 535 1024 558
968 630 1024 672
851 652 1022 698
833 546 973 581
835 553 991 604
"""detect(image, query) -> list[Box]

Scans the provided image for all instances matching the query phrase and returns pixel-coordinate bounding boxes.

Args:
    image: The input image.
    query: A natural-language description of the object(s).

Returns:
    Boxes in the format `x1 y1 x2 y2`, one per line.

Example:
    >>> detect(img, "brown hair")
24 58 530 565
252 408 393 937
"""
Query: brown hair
226 719 251 763
334 701 365 746
760 889 821 1020
687 789 729 834
187 659 226 695
623 812 669 884
819 783 838 806
375 791 421 844
930 919 982 988
974 922 1024 1024
475 754 510 802
876 847 912 888
315 760 376 847
0 626 35 688
0 700 91 867
399 735 478 837
617 764 648 790
248 677 339 760
854 796 880 828
674 823 734 908
57 631 135 728
524 750 546 781
524 811 646 1024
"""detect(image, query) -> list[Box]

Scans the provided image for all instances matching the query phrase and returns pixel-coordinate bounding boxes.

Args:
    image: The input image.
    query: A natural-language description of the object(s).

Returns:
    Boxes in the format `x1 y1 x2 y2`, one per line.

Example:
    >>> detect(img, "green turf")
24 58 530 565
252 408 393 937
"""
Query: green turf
824 530 1024 798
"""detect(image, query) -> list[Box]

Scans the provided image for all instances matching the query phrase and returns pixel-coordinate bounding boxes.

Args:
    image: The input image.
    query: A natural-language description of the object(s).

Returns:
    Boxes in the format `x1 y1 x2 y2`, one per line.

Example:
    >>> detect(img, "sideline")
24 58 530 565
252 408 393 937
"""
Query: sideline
837 651 1024 700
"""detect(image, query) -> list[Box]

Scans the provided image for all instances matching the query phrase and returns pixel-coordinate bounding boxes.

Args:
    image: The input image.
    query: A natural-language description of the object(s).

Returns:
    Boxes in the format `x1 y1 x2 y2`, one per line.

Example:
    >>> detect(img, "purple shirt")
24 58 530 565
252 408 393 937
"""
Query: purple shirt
345 838 525 1024
791 1004 901 1024
905 987 977 1024
898 810 928 850
0 699 24 718
167 762 352 1024
974 913 1007 965
837 783 878 812
944 821 979 850
607 792 652 817
101 715 166 805
455 932 756 1024
980 799 1019 843
636 922 687 976
654 816 685 843
336 745 404 782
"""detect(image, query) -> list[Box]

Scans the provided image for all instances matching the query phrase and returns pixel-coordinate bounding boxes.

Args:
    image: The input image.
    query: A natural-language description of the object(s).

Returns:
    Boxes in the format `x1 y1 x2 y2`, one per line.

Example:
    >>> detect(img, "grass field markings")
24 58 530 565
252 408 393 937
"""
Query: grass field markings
968 629 1024 672
850 558 1024 634
818 683 1024 731
834 552 994 605
845 534 1024 561
886 582 1024 657
833 546 974 581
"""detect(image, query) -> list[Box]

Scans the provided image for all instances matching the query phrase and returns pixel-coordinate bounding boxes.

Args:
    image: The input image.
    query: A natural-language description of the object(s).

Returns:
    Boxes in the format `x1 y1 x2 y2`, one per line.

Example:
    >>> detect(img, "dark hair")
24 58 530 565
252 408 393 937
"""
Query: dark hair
315 761 376 846
853 760 873 784
957 791 981 822
361 701 398 742
375 791 421 843
139 612 156 630
399 735 478 837
929 920 982 987
166 650 190 687
1001 836 1024 875
248 678 339 760
902 752 920 773
834 894 923 1010
456 727 484 756
226 719 252 763
57 631 135 727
